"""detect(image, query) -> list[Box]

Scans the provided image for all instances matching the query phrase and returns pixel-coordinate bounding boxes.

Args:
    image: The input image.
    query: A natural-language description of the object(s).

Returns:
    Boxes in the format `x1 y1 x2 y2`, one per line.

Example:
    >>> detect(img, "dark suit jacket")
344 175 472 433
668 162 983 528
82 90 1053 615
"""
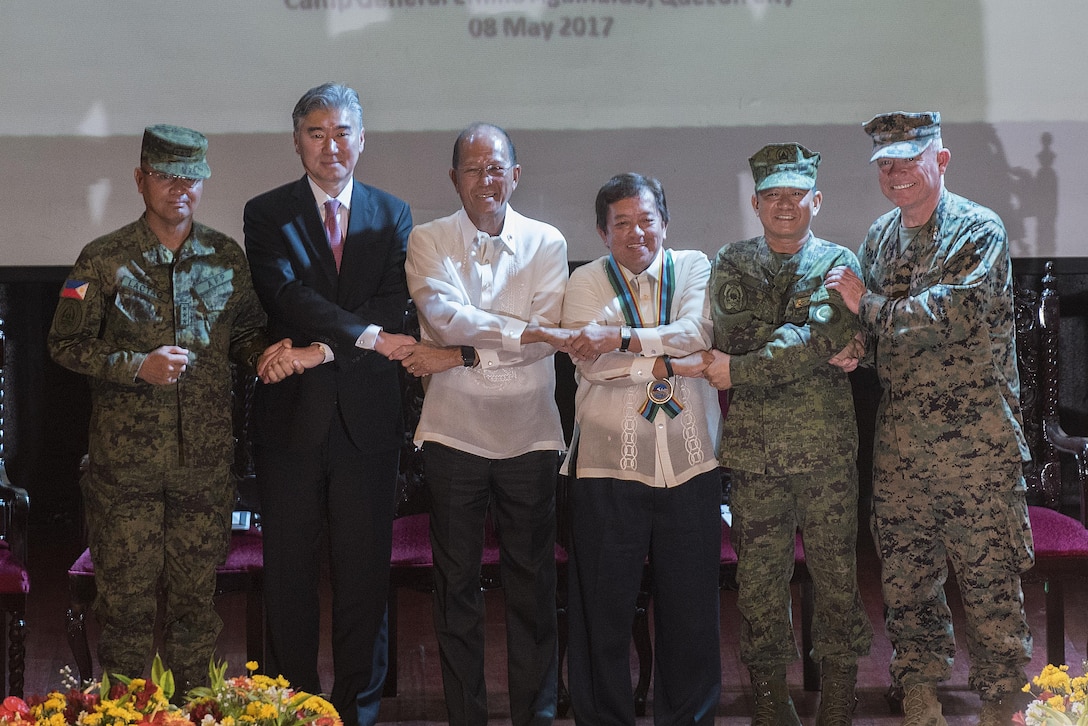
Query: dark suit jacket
244 175 412 453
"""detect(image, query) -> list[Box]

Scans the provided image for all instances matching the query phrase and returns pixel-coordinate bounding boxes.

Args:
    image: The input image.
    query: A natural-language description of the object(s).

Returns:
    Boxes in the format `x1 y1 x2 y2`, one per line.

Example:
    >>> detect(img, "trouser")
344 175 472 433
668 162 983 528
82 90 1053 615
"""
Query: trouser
257 418 398 726
568 470 721 726
731 466 872 669
425 443 560 726
871 465 1034 700
82 460 235 686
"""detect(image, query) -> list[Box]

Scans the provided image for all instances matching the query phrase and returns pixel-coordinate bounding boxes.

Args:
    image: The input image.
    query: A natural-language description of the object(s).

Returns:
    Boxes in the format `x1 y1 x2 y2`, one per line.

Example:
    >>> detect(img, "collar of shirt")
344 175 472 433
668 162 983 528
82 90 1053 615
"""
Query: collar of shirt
616 245 665 288
455 207 519 257
307 176 353 221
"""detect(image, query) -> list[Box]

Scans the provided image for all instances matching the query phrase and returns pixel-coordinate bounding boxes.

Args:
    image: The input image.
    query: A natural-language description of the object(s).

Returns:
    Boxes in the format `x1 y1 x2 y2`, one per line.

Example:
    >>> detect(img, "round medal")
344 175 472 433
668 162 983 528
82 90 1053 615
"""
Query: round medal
646 378 674 405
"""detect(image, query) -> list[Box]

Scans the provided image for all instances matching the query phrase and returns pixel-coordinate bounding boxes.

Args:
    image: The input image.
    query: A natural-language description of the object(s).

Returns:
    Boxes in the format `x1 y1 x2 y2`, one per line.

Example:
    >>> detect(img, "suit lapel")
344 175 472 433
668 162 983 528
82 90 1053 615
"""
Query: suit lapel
293 176 340 283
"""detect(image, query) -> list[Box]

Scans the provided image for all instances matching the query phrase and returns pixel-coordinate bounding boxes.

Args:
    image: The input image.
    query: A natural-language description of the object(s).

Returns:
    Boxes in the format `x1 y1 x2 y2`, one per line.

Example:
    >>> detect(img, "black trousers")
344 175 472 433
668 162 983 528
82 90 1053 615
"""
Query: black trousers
424 442 560 726
568 470 722 726
257 418 398 726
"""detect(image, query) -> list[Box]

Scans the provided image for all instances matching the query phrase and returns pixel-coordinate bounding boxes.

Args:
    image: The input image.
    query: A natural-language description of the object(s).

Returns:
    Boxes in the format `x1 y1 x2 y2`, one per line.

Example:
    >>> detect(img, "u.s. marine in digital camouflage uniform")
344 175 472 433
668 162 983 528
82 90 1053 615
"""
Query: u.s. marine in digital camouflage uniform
827 112 1033 726
708 143 871 726
48 125 268 687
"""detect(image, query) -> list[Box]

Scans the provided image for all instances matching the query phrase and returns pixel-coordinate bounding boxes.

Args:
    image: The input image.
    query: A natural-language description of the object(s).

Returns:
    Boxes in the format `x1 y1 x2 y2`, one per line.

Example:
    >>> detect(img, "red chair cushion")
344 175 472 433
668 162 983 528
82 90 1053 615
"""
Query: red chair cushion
69 528 264 577
1028 505 1088 558
0 548 29 594
391 513 568 568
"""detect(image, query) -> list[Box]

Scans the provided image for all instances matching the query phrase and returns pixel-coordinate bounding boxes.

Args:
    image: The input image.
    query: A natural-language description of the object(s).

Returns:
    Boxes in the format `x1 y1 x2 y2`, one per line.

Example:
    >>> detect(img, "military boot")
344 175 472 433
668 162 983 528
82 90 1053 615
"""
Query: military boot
901 683 947 726
978 691 1029 726
750 667 801 726
816 661 858 726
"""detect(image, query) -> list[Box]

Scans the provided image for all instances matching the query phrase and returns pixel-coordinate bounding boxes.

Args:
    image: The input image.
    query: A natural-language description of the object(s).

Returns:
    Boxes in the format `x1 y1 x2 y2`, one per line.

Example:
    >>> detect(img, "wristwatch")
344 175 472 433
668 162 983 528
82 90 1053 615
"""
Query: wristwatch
619 326 632 352
460 346 476 367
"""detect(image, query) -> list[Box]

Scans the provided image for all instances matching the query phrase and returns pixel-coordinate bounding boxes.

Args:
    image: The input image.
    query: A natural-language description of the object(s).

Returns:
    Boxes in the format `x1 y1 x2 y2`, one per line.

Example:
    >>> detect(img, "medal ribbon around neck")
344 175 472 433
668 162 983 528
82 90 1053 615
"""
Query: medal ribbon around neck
605 250 682 421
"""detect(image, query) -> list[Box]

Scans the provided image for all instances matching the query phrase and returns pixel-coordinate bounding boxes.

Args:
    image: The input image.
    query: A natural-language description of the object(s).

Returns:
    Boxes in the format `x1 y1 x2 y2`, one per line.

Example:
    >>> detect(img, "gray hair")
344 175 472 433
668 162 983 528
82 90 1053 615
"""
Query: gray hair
291 83 364 135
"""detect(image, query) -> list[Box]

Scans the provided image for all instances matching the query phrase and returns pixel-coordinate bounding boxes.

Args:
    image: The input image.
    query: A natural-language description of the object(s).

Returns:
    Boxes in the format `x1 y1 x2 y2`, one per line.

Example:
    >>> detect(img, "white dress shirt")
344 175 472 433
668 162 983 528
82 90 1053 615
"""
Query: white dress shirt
406 207 568 459
561 248 721 487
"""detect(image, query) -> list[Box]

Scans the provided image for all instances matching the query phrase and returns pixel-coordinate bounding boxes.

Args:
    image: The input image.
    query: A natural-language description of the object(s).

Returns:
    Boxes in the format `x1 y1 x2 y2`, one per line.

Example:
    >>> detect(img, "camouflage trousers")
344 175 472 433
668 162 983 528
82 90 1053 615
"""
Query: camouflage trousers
732 466 872 669
81 460 235 685
870 466 1034 699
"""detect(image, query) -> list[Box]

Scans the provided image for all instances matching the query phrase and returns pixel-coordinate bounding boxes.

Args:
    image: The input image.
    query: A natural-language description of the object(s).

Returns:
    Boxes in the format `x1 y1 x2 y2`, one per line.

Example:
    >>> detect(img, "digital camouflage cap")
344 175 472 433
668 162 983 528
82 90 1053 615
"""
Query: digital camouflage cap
863 111 941 163
141 124 211 179
749 142 820 192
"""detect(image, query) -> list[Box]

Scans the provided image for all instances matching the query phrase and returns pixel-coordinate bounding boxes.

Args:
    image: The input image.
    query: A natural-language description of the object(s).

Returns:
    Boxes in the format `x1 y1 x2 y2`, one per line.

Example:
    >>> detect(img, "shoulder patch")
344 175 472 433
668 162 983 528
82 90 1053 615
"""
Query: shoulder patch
61 280 90 300
719 283 748 314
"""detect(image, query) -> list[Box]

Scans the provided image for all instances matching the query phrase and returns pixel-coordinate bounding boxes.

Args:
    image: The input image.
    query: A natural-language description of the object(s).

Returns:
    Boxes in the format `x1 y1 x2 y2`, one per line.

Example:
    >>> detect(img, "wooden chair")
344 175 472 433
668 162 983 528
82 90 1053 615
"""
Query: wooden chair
65 369 265 682
1015 261 1088 665
0 320 31 697
0 463 29 697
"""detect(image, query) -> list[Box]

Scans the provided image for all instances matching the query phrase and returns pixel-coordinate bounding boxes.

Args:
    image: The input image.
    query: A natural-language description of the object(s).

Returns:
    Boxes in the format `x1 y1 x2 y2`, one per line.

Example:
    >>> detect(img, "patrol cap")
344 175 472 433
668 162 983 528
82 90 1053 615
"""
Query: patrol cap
863 111 941 163
140 124 211 179
749 142 820 192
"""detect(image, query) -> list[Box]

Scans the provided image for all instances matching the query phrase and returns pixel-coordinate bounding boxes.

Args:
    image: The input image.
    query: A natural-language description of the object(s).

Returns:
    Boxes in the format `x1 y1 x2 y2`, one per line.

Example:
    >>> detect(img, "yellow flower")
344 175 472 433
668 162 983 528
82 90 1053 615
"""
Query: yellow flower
245 662 258 673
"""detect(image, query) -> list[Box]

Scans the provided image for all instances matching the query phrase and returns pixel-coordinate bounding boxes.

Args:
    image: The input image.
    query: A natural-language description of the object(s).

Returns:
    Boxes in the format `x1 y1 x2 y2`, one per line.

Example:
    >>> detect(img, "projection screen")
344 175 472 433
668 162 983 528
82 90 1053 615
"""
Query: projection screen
1 0 1084 266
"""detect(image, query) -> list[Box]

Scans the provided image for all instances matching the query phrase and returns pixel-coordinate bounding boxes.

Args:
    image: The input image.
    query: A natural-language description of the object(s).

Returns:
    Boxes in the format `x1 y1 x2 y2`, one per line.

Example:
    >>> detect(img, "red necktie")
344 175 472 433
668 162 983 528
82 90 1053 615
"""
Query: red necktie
324 199 343 270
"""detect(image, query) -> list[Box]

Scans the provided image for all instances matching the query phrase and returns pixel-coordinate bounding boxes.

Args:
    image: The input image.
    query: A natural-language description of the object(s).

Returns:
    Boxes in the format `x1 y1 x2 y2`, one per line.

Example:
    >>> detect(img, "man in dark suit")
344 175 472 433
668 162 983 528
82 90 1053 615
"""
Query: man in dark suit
243 82 414 726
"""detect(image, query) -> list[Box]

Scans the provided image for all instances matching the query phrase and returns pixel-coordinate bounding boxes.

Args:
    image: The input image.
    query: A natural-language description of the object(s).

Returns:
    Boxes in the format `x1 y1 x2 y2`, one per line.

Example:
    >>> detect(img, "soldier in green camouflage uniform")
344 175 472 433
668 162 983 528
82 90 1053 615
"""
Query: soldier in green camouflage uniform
703 144 871 726
47 126 269 687
826 112 1033 726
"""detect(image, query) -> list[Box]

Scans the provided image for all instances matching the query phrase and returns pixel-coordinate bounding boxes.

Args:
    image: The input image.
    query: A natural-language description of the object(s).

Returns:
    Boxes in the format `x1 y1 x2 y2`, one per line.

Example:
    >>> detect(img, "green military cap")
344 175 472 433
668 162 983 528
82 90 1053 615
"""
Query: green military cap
140 124 211 179
749 142 820 192
863 111 941 163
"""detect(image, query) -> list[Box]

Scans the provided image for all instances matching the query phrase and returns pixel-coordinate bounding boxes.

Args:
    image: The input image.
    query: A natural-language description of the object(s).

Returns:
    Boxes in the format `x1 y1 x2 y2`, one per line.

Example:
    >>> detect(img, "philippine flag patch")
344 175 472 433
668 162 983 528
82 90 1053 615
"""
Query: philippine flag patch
61 280 89 300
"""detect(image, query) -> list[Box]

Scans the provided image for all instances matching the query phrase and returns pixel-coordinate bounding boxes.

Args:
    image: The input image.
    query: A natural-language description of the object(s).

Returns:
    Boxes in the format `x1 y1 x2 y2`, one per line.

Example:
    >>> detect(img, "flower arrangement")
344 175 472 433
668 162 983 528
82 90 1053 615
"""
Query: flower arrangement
1015 663 1088 726
0 658 341 726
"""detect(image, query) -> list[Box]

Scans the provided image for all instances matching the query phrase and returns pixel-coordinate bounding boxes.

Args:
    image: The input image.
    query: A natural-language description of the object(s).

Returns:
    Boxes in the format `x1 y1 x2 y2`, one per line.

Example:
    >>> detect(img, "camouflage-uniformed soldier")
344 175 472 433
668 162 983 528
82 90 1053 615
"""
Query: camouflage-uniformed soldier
703 144 871 726
48 125 269 687
826 112 1033 726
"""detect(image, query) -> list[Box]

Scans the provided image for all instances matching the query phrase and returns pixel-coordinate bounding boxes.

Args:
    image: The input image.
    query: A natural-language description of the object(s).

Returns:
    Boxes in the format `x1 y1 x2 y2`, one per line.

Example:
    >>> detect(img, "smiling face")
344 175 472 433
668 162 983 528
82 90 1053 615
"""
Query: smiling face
876 141 950 226
598 190 667 274
752 186 821 254
293 106 364 198
450 128 520 235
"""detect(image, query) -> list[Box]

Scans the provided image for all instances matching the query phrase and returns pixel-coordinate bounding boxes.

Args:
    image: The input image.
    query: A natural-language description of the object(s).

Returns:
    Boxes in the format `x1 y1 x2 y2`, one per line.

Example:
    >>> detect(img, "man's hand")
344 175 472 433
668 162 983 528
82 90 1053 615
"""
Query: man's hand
375 331 418 360
568 324 621 361
828 333 865 373
399 341 463 378
137 345 191 386
258 338 324 384
668 351 714 378
702 349 732 390
824 266 866 315
521 325 576 354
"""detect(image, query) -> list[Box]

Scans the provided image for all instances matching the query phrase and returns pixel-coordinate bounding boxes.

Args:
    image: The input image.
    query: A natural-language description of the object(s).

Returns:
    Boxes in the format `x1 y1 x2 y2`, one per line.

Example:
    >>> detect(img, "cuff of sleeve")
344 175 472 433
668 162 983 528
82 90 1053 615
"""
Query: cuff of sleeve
356 325 382 351
501 318 527 353
131 353 149 383
859 291 885 332
631 355 657 383
315 342 334 364
724 353 747 387
477 348 501 369
636 328 664 357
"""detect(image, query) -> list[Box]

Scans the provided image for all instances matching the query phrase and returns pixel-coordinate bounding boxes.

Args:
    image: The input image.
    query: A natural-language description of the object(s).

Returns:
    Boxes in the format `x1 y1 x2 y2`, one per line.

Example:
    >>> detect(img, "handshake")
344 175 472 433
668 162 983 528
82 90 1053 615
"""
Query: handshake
257 325 866 389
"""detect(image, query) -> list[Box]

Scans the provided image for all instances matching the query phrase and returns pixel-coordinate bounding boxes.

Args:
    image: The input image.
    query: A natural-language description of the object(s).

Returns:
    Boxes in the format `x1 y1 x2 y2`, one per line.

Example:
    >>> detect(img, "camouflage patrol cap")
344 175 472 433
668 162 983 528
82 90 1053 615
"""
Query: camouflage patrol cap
140 124 211 179
863 111 941 162
749 142 820 192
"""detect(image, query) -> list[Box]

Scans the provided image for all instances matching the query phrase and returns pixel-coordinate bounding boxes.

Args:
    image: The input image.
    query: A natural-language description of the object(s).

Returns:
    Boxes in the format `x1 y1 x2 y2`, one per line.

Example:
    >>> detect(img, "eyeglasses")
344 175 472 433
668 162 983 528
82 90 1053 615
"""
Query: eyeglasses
458 164 510 179
142 168 203 188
